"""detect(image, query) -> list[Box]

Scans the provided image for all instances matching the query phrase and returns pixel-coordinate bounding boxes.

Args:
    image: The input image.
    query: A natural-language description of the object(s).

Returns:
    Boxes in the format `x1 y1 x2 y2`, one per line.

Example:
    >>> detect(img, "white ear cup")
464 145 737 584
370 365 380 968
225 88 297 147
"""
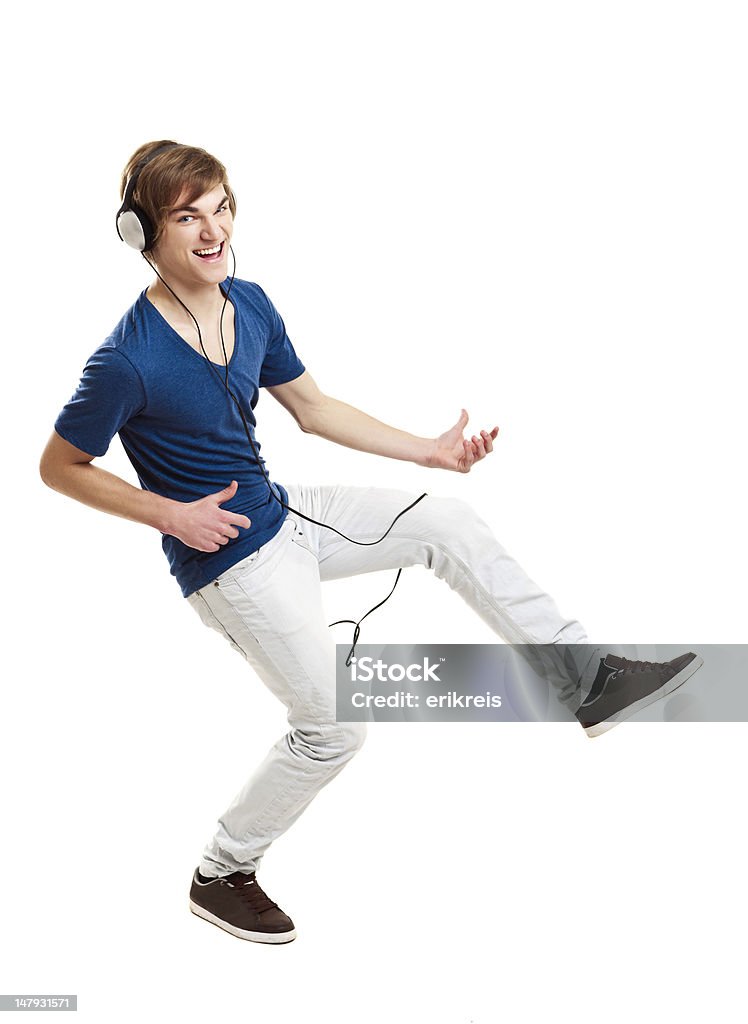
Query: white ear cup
117 210 148 251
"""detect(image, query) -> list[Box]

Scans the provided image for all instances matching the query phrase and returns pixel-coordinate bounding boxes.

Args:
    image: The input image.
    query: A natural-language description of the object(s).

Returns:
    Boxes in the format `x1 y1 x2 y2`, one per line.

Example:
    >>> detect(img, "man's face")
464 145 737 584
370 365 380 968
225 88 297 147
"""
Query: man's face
151 182 233 288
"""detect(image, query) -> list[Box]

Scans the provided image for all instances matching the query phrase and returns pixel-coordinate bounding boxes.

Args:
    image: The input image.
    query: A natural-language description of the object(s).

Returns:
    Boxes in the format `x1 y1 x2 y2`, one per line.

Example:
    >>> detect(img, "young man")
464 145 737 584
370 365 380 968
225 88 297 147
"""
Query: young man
40 140 702 945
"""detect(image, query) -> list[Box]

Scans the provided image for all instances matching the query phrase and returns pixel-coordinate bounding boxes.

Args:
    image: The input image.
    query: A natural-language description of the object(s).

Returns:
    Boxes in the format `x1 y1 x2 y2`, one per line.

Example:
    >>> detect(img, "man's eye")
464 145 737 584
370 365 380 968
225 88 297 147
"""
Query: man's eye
178 215 194 223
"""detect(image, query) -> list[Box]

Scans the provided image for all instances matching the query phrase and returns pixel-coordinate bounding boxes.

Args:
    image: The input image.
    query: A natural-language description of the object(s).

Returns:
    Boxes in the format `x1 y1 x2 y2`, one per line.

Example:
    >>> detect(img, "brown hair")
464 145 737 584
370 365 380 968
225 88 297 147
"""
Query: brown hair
120 140 236 252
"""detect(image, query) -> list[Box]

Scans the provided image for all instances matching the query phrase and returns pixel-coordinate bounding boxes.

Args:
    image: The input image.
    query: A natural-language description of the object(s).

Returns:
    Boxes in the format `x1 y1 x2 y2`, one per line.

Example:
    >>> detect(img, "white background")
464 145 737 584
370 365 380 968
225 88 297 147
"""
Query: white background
2 1 746 1021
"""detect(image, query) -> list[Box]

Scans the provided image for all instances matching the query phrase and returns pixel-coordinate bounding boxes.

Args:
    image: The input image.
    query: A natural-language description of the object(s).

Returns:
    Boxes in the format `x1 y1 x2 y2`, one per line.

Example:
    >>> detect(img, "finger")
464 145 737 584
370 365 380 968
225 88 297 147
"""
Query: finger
480 429 494 454
490 426 499 439
462 438 475 472
226 513 251 529
214 480 238 502
222 526 240 540
471 434 486 459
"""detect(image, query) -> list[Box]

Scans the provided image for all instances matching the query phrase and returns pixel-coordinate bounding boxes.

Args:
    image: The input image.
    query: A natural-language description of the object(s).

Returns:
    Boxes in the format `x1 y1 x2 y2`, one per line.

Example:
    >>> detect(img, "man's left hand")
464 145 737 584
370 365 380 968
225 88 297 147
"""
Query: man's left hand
426 409 499 473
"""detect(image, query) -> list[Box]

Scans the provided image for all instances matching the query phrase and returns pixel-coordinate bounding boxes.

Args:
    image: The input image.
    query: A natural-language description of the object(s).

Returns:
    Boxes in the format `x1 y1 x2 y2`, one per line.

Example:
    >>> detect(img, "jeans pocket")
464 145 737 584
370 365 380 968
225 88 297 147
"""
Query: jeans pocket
214 548 261 586
289 518 315 558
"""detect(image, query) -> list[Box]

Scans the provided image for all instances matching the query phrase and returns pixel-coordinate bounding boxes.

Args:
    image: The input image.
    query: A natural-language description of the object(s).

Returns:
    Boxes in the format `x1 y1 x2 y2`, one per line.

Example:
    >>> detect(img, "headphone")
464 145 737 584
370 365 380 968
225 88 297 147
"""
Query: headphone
116 142 237 252
116 143 176 251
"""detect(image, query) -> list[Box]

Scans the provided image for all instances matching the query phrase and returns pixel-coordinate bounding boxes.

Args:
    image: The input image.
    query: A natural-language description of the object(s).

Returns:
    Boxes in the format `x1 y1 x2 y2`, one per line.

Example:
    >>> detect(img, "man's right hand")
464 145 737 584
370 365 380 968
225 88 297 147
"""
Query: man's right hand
168 480 251 552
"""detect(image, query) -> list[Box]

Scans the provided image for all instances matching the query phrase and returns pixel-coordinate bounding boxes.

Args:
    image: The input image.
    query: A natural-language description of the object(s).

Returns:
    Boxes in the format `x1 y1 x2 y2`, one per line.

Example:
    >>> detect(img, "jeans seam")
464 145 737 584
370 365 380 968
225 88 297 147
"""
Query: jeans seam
194 591 252 654
324 529 541 647
206 575 345 846
232 571 340 726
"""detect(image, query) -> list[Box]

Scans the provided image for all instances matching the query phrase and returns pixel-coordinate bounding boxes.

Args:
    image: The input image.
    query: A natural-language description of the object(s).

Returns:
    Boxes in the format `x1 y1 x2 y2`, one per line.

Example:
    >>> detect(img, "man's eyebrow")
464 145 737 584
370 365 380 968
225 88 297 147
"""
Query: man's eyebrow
169 194 229 216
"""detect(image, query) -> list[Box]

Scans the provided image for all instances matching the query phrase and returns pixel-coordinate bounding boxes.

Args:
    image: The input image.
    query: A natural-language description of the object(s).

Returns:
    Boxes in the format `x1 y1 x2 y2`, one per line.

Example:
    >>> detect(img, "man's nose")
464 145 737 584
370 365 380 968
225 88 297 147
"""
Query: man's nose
201 216 222 239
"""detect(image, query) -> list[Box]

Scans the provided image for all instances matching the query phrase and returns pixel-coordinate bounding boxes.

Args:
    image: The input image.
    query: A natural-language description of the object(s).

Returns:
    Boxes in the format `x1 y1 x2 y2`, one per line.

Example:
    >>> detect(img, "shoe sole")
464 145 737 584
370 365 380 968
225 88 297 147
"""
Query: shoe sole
189 900 297 944
584 654 704 738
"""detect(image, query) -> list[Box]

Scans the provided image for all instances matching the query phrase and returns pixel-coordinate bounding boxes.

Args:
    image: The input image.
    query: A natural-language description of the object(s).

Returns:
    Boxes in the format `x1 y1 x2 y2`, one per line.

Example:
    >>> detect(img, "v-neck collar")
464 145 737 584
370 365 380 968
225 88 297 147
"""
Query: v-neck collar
143 284 239 369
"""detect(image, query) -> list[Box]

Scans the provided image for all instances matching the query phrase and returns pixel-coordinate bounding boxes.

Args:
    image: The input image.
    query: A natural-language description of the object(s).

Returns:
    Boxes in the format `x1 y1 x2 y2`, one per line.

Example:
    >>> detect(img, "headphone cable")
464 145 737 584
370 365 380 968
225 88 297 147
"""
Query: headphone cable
143 249 427 652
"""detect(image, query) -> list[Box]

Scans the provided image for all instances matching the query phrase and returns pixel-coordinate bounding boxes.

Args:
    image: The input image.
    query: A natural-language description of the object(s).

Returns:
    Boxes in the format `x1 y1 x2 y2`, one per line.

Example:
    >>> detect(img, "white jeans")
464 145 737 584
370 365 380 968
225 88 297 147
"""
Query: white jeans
187 483 597 877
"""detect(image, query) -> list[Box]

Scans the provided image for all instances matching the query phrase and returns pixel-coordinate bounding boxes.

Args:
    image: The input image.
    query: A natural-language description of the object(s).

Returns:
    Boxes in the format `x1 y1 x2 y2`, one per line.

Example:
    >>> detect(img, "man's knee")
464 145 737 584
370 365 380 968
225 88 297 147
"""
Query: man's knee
337 721 367 759
294 721 366 765
421 495 481 544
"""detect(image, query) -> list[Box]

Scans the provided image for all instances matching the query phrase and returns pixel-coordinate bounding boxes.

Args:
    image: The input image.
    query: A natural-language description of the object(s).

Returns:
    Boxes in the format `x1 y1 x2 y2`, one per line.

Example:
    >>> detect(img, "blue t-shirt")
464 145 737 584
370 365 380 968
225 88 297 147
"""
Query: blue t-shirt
54 279 305 597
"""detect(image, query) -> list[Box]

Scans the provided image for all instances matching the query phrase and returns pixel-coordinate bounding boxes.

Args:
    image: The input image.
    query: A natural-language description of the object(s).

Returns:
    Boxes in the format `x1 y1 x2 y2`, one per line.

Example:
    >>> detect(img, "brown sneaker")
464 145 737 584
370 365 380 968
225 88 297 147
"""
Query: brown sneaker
576 652 703 738
189 870 297 943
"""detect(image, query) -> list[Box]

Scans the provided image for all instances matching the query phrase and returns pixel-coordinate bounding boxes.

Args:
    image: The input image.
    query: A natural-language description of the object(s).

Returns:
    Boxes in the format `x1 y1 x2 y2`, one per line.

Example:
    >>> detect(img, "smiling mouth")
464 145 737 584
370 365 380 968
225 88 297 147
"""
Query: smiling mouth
193 241 224 260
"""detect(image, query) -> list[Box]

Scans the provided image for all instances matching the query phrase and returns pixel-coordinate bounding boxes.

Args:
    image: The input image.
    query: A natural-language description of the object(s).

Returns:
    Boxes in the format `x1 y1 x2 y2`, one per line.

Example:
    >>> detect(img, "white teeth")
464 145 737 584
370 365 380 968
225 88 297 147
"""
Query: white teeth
194 243 222 256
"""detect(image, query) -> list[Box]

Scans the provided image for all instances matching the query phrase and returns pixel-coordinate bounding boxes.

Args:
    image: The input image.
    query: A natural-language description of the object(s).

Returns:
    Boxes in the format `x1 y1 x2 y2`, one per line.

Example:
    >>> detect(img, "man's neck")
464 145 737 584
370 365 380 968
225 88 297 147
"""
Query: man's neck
147 276 227 326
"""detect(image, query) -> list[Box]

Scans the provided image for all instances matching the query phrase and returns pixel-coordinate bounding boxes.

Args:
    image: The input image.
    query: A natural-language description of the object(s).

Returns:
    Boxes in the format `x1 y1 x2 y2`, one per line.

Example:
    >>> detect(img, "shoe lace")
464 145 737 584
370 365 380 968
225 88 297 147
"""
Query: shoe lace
222 873 280 915
611 657 670 679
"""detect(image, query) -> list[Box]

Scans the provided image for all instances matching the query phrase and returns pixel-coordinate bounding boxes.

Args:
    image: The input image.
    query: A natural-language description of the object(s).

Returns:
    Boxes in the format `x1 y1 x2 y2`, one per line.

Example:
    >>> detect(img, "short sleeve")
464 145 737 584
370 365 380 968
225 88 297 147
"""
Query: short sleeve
54 347 146 458
257 287 306 388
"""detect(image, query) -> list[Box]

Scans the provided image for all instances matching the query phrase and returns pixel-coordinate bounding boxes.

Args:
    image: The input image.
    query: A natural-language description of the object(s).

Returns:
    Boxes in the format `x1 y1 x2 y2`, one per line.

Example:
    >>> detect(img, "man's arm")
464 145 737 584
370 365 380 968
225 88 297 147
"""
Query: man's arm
266 371 499 473
39 432 251 553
